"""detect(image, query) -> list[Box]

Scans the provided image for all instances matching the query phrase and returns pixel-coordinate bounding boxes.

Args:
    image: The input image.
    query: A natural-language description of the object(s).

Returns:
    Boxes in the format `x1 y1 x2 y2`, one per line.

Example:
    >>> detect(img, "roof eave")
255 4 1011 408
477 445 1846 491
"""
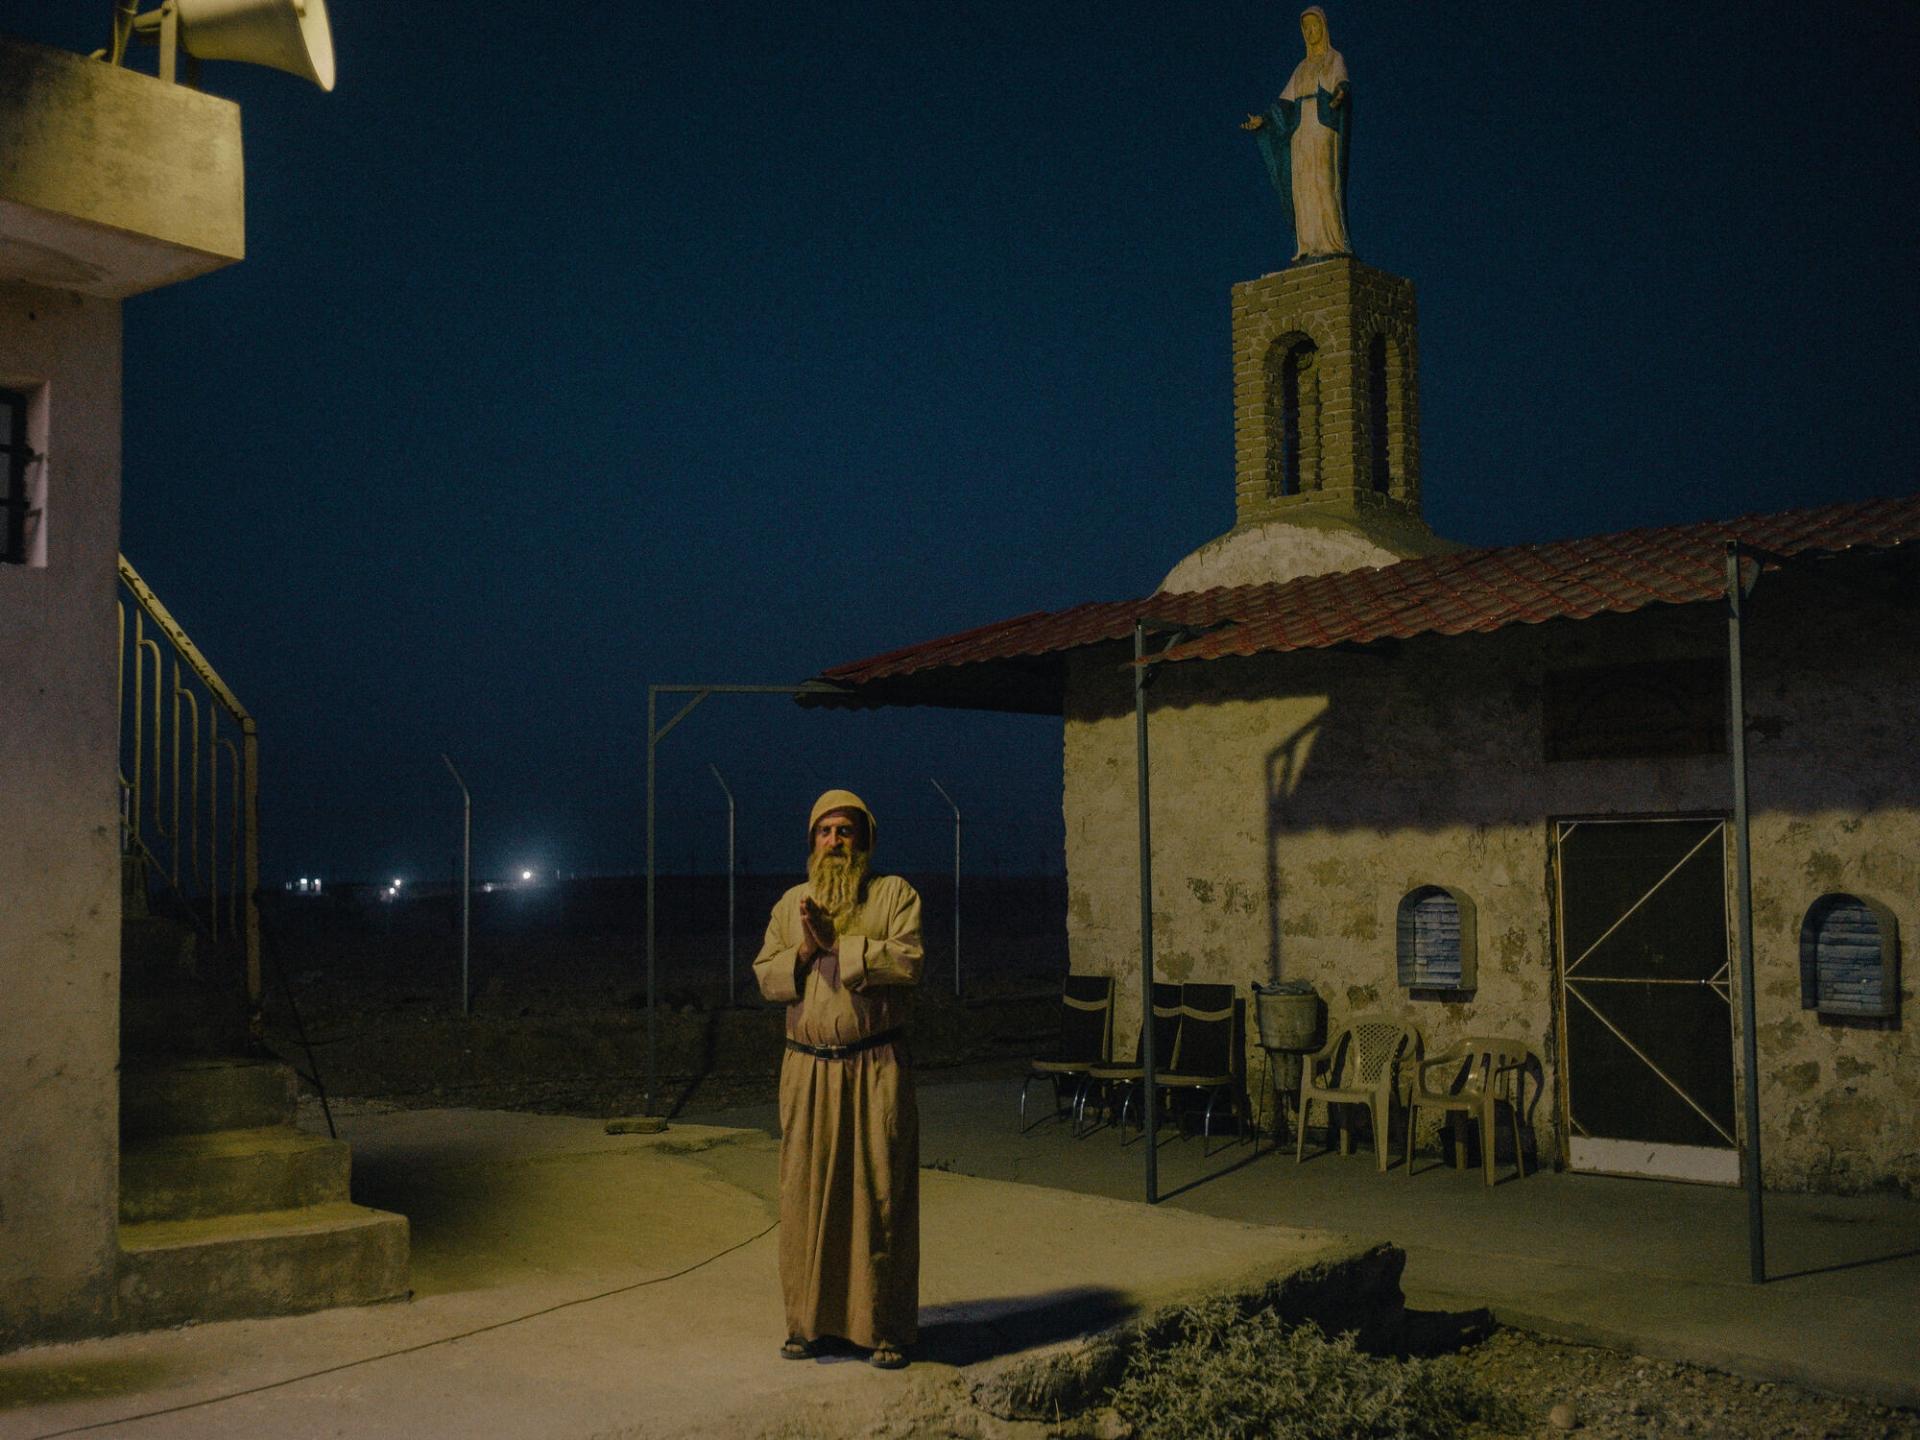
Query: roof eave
797 655 1069 716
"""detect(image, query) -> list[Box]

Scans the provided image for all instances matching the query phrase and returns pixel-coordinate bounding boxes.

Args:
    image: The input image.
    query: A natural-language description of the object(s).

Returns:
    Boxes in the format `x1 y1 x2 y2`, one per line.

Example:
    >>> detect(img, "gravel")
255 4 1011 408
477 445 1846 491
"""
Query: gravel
1433 1327 1918 1440
741 1324 1919 1439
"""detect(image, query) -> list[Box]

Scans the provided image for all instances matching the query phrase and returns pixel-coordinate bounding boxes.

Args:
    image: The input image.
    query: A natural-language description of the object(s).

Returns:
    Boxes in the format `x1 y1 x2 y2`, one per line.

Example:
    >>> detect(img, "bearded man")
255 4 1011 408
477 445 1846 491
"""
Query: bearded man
752 789 923 1370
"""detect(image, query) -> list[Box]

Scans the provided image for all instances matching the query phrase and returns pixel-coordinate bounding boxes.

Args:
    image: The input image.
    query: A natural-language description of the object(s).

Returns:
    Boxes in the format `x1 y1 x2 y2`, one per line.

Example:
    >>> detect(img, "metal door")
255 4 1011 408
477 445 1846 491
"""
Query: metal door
1552 817 1738 1184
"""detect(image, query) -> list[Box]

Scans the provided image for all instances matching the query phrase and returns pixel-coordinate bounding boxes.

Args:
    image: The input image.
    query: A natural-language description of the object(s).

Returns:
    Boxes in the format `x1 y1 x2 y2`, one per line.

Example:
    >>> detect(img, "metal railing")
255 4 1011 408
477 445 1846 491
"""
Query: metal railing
116 554 261 1008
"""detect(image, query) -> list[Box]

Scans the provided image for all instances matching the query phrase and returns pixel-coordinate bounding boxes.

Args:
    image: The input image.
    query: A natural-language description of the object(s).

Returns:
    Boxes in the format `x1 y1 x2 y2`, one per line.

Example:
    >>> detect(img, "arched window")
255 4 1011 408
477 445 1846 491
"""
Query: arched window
1799 893 1899 1018
1265 336 1317 498
1366 334 1391 495
1396 885 1477 991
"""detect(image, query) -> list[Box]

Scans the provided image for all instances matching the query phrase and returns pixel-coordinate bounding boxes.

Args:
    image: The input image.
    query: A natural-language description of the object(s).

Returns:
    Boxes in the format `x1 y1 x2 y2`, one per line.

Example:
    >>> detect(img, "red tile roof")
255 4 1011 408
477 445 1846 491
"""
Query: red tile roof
807 493 1920 712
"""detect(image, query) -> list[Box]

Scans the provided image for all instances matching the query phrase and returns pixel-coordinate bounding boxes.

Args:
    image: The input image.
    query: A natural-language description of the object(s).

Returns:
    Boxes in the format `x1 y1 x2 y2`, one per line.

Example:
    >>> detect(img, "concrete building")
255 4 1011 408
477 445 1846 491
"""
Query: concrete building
1 34 403 1349
804 256 1918 1198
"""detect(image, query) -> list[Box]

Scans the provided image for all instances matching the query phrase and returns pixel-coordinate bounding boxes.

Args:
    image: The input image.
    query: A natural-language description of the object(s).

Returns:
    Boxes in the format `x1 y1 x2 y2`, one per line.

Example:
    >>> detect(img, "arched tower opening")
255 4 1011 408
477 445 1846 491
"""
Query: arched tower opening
1230 258 1425 529
1264 334 1319 499
1366 332 1390 495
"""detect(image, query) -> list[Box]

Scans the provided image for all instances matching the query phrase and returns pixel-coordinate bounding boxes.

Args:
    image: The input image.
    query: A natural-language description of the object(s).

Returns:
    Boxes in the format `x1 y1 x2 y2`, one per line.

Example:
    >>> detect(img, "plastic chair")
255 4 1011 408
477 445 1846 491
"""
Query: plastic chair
1295 1019 1421 1171
1404 1037 1531 1186
1082 982 1181 1140
1018 974 1114 1129
1128 983 1251 1155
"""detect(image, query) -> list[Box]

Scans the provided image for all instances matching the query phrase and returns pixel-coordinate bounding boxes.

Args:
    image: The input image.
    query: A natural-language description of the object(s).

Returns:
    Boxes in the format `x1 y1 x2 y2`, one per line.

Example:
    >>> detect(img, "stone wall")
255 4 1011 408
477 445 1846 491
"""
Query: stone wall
0 280 124 1344
1062 569 1918 1194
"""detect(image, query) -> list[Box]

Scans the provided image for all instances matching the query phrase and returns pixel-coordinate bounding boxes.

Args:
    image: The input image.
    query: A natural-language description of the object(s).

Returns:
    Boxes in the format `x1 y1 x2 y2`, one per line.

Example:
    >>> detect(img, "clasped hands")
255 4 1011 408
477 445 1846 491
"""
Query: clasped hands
797 896 837 966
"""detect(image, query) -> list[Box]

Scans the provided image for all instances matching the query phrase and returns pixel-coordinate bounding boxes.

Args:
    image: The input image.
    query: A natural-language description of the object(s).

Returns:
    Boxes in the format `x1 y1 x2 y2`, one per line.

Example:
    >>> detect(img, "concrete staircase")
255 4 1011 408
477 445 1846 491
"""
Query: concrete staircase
118 1012 410 1328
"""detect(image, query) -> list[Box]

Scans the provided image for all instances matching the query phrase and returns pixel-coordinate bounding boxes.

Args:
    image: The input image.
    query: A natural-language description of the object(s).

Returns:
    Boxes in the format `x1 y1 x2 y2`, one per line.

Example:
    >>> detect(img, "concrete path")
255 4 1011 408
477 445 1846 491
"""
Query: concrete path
1 1082 1915 1438
0 1106 1382 1440
886 1078 1920 1409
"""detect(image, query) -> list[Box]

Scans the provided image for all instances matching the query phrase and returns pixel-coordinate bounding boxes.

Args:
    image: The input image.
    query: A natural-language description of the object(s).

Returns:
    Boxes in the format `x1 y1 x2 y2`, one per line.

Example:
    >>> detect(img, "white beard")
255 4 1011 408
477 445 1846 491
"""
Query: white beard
808 850 869 924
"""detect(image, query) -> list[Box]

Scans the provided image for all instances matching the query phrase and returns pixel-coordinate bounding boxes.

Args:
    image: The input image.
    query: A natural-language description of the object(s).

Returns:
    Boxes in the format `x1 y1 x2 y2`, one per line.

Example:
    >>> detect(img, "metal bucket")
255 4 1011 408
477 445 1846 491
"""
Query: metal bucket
1252 981 1320 1051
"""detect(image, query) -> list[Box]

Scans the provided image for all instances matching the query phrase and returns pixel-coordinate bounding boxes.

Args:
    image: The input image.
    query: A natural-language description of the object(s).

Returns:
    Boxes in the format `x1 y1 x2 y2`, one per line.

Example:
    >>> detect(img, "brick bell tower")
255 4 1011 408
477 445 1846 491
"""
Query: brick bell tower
1163 256 1449 591
1232 256 1421 525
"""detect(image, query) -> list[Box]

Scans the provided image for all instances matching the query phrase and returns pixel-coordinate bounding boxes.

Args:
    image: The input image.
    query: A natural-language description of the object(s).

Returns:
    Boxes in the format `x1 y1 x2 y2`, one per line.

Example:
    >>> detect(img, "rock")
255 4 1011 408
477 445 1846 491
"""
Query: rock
1548 1400 1578 1430
1089 1407 1134 1440
605 1115 667 1134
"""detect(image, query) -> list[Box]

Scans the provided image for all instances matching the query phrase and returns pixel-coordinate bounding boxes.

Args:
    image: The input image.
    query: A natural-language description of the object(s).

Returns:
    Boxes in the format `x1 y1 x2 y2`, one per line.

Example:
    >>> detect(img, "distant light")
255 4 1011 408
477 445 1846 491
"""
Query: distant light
521 869 533 882
392 878 404 889
481 882 495 893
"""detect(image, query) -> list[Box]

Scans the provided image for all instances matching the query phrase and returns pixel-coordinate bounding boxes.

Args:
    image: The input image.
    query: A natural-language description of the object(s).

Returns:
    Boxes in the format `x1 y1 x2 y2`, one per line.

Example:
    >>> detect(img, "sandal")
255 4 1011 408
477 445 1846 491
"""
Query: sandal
867 1345 908 1370
780 1336 817 1360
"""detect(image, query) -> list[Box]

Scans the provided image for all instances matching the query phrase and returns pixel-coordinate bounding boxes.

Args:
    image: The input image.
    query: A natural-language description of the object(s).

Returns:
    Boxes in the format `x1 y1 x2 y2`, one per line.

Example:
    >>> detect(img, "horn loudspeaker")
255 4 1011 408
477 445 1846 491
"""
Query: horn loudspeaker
172 0 335 90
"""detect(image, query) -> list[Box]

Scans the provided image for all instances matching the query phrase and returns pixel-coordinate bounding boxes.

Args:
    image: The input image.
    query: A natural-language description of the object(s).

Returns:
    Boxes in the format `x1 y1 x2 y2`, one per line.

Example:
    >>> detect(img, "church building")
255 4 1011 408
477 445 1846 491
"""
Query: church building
804 250 1918 1197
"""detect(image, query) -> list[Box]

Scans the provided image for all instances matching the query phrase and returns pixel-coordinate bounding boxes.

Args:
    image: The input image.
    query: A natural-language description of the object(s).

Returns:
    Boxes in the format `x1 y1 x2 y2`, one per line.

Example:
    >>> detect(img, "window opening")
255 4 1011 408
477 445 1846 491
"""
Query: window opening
2 387 35 566
1266 338 1316 499
1280 346 1301 496
1396 884 1476 991
1367 334 1390 494
1543 658 1725 762
1799 893 1899 1019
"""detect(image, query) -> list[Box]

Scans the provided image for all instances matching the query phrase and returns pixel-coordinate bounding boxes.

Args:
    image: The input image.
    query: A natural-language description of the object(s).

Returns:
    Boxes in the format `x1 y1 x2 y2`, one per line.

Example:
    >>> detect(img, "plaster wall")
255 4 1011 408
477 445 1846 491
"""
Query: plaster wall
1063 573 1918 1193
0 279 123 1343
1159 517 1414 592
0 36 243 298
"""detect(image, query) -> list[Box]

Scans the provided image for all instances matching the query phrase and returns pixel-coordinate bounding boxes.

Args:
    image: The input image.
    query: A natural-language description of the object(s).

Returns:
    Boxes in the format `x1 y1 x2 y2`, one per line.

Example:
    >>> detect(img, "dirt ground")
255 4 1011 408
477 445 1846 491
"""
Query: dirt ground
1436 1329 1917 1440
263 949 1054 1121
255 896 1916 1440
256 877 1063 1118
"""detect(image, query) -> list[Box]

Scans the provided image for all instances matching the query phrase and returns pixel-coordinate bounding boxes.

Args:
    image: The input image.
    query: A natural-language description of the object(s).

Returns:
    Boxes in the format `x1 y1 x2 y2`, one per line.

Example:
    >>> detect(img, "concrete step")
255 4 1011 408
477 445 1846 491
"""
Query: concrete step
120 1126 350 1223
117 1202 410 1330
122 1058 298 1141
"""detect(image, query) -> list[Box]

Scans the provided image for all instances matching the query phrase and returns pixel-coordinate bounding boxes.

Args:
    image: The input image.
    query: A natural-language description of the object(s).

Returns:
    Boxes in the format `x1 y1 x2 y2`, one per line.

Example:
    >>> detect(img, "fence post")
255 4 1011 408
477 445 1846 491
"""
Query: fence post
709 764 736 1006
930 780 961 998
441 754 472 1016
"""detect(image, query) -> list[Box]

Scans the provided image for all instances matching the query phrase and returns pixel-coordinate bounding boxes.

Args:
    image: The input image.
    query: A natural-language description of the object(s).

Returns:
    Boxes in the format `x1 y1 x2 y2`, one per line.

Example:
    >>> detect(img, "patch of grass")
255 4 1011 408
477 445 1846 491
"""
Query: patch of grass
1109 1297 1518 1440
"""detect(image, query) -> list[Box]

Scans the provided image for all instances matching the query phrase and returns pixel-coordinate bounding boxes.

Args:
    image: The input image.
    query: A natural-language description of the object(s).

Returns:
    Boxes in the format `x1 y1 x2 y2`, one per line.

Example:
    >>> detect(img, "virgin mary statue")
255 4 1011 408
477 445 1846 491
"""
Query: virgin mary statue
1244 6 1352 261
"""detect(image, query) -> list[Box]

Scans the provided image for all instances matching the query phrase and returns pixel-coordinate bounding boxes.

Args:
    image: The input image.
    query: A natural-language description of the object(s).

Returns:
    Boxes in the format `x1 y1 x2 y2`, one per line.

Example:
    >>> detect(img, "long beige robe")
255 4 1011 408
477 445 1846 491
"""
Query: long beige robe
753 872 923 1349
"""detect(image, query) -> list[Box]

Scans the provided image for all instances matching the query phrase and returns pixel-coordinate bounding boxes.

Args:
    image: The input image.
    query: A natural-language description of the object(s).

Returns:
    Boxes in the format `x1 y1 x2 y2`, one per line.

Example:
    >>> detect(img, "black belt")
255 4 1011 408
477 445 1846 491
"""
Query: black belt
785 1027 903 1061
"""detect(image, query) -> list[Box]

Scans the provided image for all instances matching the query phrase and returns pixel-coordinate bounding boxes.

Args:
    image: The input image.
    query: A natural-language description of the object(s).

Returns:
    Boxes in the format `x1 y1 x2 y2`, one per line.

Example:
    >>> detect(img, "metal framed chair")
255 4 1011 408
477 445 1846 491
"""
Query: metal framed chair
1081 982 1181 1140
1018 973 1114 1130
1403 1036 1531 1186
1125 983 1251 1155
1295 1018 1422 1171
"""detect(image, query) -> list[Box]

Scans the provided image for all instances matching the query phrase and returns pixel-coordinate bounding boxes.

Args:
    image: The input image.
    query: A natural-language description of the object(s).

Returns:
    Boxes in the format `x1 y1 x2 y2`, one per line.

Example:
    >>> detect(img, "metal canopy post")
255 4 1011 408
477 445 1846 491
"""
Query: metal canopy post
1131 619 1194 1205
930 779 961 998
1726 543 1766 1284
710 764 737 1007
1133 622 1160 1205
644 682 847 1115
441 754 472 1016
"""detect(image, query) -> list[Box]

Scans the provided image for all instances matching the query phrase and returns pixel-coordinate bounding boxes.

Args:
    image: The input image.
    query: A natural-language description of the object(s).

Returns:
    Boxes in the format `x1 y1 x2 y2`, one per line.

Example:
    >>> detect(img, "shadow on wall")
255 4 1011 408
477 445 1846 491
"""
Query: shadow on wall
1077 558 1920 997
1264 708 1324 986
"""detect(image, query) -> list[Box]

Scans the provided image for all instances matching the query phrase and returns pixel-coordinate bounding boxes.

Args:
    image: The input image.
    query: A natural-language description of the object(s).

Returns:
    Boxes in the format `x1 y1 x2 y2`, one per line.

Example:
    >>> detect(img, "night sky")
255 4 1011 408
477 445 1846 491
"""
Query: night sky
5 3 1917 884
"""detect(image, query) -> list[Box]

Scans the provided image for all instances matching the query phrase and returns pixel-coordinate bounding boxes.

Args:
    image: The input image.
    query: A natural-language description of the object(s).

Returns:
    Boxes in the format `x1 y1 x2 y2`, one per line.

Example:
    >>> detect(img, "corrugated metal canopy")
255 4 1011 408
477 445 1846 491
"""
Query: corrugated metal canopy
802 493 1920 714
